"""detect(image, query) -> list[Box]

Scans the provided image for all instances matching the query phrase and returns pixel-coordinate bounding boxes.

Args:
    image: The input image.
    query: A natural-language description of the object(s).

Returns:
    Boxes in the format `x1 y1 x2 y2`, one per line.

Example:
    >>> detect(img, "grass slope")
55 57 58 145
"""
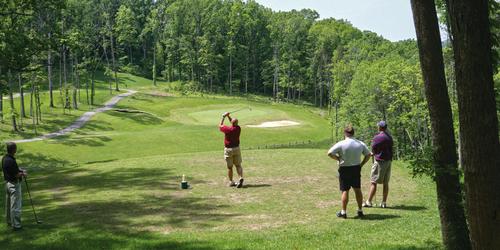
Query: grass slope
0 73 442 249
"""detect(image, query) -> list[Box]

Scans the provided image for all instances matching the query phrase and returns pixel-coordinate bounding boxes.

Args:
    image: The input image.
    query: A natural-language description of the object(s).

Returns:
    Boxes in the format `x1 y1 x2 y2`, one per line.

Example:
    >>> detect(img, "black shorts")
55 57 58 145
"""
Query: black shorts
338 165 361 191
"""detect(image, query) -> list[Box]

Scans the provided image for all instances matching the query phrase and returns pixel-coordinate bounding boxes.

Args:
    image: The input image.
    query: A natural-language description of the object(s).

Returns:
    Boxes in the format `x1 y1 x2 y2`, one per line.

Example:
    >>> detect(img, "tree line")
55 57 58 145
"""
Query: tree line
0 0 440 157
1 1 499 248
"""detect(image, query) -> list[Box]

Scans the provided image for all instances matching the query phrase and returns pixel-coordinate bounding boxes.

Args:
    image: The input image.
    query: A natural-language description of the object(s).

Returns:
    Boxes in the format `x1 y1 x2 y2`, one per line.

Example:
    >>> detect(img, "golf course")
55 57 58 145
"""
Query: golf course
3 0 499 248
0 73 442 249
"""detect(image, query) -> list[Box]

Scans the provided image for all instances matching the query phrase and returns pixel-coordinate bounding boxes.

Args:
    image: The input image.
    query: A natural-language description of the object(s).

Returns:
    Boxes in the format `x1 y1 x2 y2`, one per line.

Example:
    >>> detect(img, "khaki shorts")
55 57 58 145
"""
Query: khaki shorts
370 160 392 185
224 147 242 167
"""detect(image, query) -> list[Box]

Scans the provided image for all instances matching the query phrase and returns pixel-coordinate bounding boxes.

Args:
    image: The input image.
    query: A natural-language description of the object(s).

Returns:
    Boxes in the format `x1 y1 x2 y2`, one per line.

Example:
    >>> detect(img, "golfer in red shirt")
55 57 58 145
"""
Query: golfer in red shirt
220 112 244 188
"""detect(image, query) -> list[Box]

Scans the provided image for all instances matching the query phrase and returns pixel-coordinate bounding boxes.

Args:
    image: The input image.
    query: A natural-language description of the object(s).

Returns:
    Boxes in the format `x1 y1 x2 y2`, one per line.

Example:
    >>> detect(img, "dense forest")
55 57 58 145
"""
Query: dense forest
0 0 499 158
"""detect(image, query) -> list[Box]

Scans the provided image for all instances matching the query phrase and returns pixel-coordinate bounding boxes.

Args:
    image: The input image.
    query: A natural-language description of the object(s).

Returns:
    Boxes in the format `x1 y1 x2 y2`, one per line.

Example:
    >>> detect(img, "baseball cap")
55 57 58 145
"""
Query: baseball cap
377 121 387 128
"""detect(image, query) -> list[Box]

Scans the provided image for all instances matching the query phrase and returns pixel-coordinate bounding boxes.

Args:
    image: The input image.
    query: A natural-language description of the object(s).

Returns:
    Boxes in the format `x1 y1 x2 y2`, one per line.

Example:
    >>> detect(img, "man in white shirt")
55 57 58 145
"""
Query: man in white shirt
327 125 371 218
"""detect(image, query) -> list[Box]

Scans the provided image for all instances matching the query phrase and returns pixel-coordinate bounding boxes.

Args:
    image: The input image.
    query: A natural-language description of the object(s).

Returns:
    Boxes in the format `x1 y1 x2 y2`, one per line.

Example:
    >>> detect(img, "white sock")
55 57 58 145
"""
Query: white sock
341 210 346 215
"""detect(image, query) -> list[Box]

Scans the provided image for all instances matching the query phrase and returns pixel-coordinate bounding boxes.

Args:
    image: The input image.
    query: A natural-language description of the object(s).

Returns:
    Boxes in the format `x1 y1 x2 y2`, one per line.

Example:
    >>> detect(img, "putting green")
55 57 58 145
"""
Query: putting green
171 104 297 126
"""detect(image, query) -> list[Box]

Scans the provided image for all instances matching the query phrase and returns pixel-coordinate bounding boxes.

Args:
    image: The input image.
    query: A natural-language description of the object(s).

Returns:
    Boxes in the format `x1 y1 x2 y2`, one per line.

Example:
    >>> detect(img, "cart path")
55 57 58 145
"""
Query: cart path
14 89 138 143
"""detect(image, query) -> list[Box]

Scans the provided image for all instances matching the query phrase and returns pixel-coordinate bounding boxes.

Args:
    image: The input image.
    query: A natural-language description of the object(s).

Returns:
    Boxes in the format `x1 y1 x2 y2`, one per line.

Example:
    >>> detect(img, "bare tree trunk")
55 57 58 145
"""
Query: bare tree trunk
36 86 42 123
446 0 500 248
229 54 232 95
103 35 112 95
63 46 69 109
18 73 25 118
0 91 3 123
30 81 33 117
91 71 95 105
76 56 80 104
411 1 471 249
153 41 157 86
110 33 119 91
48 32 54 108
7 70 18 132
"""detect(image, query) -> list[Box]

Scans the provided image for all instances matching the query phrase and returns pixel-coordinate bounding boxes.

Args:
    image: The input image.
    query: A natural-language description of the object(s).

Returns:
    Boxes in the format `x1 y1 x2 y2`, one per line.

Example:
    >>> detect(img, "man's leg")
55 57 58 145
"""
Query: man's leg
225 148 235 186
10 183 22 229
341 190 349 212
227 166 234 182
235 164 243 179
367 183 377 203
382 183 389 203
353 188 363 210
5 184 11 226
234 148 244 188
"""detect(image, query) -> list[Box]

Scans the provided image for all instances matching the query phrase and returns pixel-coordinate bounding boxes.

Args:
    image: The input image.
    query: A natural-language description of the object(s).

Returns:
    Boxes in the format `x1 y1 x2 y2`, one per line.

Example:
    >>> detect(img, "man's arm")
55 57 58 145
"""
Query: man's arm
360 153 371 167
220 112 229 126
328 153 341 161
327 144 341 162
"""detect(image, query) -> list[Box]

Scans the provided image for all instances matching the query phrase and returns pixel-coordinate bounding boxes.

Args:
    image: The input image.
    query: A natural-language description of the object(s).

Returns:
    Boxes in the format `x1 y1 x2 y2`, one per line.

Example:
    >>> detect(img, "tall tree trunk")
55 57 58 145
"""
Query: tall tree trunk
63 46 69 109
91 71 95 105
0 91 3 123
59 47 63 93
31 83 36 133
446 0 500 248
103 35 112 95
110 33 119 91
30 81 33 117
7 70 18 132
18 73 25 118
72 56 78 110
411 1 471 249
153 41 157 86
48 32 54 108
36 86 42 123
75 56 80 104
229 54 233 95
85 75 89 105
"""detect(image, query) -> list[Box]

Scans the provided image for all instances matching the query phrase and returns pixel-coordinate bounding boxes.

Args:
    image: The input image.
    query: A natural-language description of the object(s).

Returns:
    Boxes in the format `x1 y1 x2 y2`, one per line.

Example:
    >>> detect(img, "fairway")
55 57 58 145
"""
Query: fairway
0 75 442 249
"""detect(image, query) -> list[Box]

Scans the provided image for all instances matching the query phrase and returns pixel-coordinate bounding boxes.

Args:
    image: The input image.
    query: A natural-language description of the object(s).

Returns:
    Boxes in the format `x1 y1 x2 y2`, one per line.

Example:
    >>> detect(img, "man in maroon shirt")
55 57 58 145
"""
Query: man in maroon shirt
219 112 244 188
364 121 393 208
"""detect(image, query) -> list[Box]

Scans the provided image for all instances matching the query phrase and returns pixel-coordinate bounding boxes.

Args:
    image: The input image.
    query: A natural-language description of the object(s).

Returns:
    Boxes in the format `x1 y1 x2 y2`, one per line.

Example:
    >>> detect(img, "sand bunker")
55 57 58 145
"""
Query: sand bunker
247 120 300 128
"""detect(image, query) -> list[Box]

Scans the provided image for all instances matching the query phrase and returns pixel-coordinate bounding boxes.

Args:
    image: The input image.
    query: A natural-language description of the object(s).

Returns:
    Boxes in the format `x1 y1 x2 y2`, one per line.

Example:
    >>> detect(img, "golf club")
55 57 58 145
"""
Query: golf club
24 176 42 224
229 106 252 114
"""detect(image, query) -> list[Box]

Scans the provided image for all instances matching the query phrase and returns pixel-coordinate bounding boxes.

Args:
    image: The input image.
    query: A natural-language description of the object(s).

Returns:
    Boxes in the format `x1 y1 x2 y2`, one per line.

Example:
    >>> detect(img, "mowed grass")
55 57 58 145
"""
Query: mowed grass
0 73 442 249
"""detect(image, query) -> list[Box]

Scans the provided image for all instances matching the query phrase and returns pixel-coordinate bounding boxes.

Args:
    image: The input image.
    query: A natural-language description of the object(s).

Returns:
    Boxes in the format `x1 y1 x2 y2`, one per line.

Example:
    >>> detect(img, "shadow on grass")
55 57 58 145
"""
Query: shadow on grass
105 108 163 125
360 214 401 220
386 205 427 211
376 240 442 250
242 184 272 188
16 150 72 170
0 152 240 249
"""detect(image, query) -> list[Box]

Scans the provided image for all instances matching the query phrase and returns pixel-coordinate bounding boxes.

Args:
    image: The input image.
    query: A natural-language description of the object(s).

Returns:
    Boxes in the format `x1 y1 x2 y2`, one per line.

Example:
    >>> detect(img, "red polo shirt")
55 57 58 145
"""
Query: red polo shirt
220 125 241 148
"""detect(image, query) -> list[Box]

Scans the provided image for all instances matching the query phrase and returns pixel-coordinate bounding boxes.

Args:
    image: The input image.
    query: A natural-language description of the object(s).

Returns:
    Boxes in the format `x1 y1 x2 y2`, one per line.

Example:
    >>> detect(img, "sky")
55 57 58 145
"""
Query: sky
253 0 417 42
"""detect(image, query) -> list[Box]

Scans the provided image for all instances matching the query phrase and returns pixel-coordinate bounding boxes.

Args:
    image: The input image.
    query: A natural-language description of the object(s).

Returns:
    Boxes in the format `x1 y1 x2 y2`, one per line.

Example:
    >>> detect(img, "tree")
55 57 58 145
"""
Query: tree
410 1 471 249
115 4 138 65
445 0 500 248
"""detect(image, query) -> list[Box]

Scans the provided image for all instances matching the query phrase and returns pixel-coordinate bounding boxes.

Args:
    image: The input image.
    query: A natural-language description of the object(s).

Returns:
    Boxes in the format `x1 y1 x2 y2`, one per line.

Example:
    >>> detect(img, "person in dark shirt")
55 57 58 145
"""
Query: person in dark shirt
219 112 244 188
2 142 26 230
364 121 394 208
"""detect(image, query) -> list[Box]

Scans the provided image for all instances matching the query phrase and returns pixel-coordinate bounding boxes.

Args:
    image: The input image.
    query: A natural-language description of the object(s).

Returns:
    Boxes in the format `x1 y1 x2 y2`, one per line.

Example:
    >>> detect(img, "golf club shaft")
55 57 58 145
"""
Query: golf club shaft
229 106 250 114
24 177 40 223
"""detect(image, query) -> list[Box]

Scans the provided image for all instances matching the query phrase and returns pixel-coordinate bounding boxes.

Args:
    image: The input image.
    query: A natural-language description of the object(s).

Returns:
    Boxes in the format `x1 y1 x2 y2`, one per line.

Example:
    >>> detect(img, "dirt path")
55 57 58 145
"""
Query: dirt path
14 90 137 143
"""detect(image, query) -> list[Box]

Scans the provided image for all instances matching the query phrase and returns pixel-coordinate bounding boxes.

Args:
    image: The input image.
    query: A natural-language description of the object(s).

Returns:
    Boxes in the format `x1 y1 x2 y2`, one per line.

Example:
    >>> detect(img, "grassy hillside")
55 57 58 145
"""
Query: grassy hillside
0 73 442 249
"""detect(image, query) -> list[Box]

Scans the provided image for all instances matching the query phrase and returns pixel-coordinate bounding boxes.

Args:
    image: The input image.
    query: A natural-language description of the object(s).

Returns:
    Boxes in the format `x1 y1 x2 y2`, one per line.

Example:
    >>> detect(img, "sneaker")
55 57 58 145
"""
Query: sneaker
363 201 373 208
237 178 244 188
228 181 237 187
336 211 347 219
357 210 364 218
380 202 387 208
